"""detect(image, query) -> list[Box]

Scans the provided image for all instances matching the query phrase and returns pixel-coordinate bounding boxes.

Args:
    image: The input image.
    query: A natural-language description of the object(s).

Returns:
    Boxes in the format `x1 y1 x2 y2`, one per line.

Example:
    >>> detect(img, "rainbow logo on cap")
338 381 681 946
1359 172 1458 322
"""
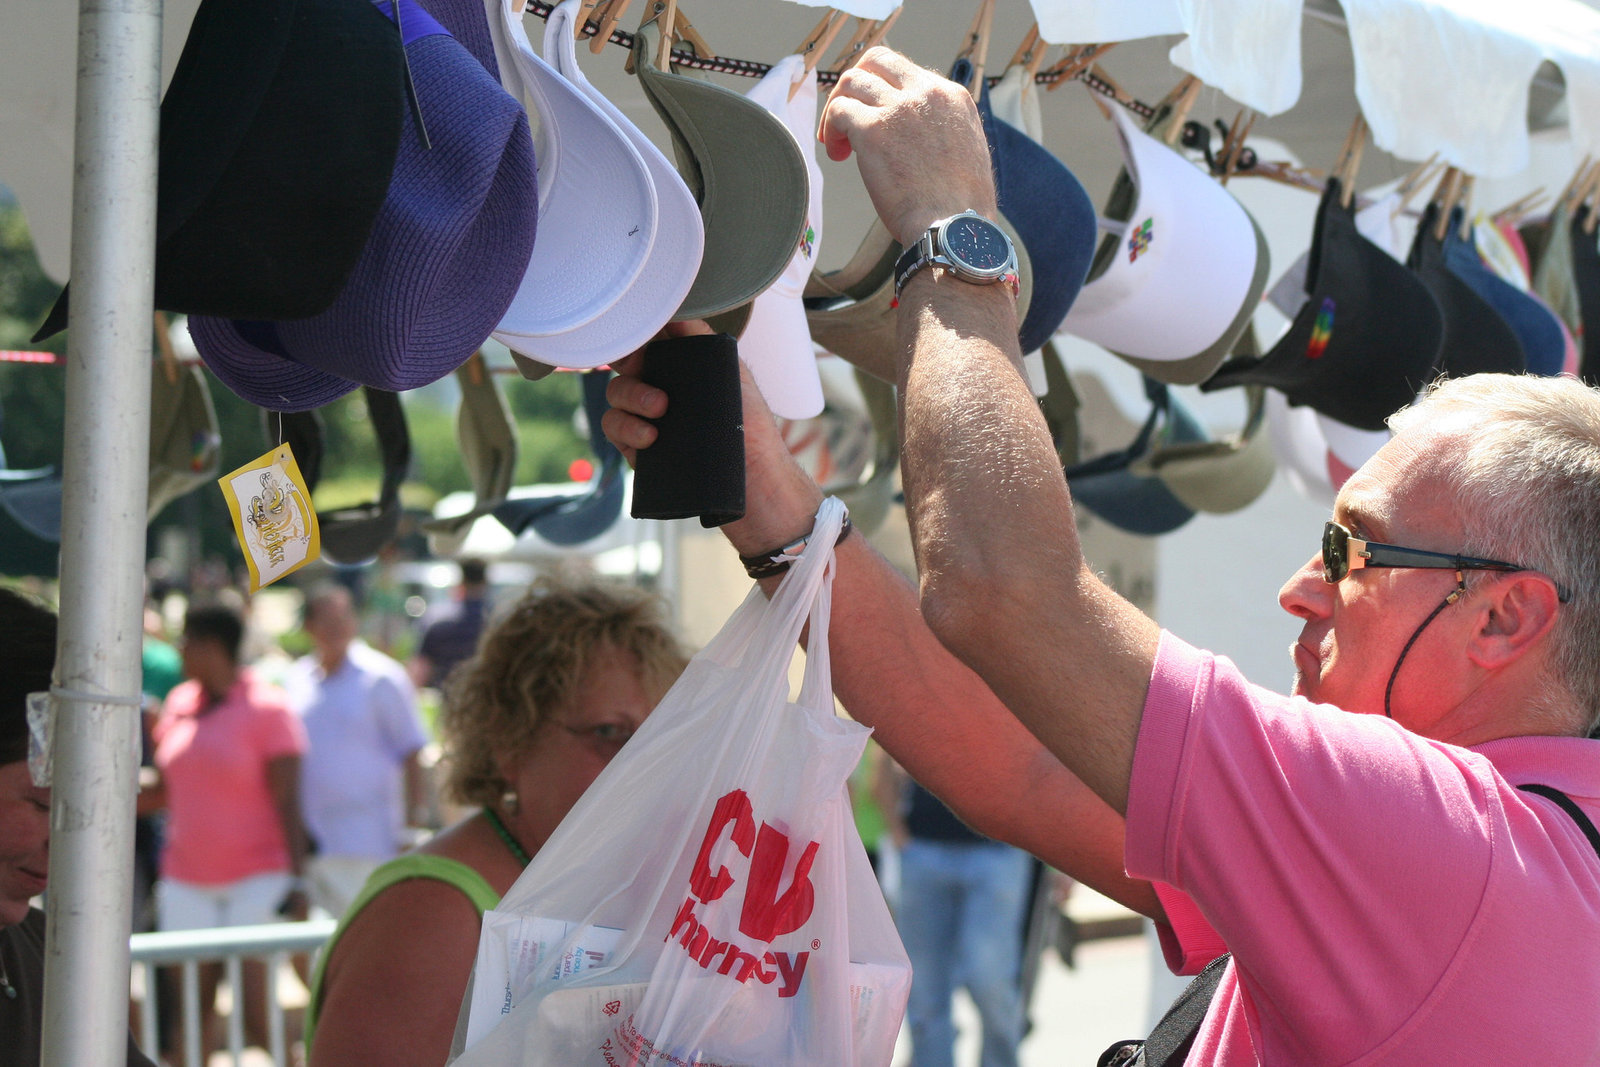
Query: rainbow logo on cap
1306 298 1336 360
1127 218 1153 263
798 222 815 261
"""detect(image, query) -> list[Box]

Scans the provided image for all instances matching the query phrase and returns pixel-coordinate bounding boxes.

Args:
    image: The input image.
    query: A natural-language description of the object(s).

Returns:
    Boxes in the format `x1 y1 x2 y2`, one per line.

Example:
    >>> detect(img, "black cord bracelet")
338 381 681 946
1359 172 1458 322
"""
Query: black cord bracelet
739 516 854 580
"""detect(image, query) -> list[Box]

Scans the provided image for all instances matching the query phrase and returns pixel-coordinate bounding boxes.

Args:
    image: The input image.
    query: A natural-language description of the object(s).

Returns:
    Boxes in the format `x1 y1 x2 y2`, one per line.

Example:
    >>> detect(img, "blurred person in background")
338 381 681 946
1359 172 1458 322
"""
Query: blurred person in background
149 598 311 1062
307 575 688 1067
878 757 1031 1067
0 586 158 1067
409 558 491 692
287 583 429 920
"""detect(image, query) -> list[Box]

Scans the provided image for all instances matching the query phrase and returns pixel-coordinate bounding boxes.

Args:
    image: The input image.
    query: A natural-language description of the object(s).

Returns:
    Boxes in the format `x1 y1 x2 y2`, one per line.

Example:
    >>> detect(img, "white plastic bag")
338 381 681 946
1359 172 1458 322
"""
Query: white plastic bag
452 497 910 1066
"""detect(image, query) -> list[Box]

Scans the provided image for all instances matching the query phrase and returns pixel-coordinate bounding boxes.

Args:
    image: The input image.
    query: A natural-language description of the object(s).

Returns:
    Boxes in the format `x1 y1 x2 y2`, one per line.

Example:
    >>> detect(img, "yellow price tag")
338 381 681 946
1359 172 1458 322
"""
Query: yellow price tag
217 443 321 591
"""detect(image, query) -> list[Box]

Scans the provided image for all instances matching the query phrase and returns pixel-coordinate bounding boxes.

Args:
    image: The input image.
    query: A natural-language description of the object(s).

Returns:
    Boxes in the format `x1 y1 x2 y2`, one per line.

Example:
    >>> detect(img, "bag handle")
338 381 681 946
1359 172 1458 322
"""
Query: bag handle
695 497 847 701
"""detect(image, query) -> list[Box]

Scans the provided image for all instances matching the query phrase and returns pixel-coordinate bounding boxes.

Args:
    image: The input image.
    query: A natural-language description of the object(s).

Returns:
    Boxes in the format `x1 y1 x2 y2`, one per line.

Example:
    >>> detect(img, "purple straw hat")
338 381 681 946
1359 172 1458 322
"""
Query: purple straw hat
191 0 537 411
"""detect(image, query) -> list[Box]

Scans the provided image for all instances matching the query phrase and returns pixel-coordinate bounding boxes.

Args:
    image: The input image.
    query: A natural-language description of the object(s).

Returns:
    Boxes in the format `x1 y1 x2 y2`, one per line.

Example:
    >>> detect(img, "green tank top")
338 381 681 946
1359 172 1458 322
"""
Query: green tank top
304 854 501 1046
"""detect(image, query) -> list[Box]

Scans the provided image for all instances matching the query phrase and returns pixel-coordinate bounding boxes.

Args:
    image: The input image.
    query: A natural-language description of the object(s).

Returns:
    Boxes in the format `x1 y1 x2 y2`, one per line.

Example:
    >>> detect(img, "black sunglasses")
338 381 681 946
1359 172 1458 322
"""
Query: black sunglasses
1321 521 1562 598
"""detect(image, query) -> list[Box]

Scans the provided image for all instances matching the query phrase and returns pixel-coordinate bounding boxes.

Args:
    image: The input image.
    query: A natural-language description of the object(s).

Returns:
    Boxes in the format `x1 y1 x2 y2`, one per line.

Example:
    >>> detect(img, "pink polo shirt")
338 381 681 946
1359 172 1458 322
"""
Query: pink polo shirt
1126 631 1600 1064
154 669 307 886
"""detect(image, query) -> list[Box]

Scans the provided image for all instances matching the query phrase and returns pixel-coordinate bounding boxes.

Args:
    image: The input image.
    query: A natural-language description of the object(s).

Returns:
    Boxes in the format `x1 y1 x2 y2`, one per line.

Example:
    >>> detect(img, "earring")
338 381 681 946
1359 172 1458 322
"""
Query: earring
500 788 519 816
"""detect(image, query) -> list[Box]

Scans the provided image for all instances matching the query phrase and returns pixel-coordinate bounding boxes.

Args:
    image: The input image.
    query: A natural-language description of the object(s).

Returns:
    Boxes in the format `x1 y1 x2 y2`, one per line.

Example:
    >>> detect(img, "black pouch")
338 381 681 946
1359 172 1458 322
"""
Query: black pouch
630 332 745 528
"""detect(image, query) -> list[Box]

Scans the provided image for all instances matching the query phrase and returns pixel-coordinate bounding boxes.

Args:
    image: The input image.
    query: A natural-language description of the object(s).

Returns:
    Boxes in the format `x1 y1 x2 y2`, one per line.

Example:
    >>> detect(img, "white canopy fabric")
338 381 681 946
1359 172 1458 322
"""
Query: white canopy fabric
1029 0 1600 176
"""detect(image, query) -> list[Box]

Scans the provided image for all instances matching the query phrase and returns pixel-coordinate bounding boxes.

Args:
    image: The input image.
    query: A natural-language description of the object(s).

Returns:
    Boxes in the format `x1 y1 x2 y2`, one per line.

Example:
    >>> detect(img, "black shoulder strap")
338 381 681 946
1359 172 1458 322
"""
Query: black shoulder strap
1517 783 1600 860
1145 952 1231 1067
1099 951 1232 1067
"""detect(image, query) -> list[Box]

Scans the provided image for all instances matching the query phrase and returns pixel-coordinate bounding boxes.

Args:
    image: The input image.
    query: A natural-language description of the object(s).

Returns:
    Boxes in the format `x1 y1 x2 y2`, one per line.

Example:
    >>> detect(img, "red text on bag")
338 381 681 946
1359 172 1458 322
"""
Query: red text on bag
665 789 820 998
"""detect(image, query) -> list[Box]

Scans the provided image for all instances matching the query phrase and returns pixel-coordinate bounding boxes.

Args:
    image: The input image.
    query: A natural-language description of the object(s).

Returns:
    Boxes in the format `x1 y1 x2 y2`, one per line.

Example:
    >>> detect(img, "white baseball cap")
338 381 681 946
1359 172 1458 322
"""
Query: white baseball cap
1060 100 1266 384
492 0 705 373
486 0 657 352
1265 390 1338 508
735 55 826 420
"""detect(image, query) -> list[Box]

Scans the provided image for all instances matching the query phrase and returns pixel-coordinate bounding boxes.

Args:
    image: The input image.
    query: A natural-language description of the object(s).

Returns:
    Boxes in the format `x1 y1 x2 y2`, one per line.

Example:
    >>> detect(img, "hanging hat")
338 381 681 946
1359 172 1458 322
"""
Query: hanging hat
730 55 827 420
957 59 1096 355
32 0 406 341
1404 202 1527 379
317 388 411 565
486 0 656 363
1267 191 1407 320
1202 179 1443 432
498 0 704 378
147 361 221 521
1442 219 1564 376
422 355 519 555
632 22 809 320
1065 375 1203 537
189 0 539 411
1060 98 1269 385
1131 327 1275 514
494 371 625 545
1571 206 1600 382
1136 386 1275 514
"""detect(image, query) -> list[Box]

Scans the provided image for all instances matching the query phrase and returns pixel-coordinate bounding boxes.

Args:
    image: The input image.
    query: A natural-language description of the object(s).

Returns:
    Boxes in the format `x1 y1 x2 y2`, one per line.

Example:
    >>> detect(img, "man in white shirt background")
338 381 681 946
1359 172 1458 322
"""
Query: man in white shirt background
287 583 429 919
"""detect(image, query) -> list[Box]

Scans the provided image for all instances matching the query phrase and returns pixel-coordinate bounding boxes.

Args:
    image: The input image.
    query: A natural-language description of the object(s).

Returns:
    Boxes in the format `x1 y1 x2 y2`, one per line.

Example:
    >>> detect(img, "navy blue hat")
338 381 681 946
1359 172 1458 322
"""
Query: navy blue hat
952 59 1095 354
33 0 407 341
1571 206 1600 383
1440 216 1562 376
190 0 538 411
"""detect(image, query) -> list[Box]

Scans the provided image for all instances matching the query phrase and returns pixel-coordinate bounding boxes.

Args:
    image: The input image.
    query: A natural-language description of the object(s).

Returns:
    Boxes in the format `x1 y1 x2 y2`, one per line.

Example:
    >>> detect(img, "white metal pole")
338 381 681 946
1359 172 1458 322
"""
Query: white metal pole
40 0 162 1063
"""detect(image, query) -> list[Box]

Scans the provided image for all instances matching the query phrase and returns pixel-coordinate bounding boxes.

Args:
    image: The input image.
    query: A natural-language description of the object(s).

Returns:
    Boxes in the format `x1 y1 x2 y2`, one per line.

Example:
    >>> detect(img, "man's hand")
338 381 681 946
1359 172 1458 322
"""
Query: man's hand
819 47 997 247
601 322 824 560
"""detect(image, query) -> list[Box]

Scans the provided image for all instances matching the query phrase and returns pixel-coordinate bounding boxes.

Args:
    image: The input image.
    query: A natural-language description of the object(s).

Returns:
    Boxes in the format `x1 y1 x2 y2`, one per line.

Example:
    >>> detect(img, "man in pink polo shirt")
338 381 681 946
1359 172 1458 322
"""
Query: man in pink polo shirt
602 48 1600 1064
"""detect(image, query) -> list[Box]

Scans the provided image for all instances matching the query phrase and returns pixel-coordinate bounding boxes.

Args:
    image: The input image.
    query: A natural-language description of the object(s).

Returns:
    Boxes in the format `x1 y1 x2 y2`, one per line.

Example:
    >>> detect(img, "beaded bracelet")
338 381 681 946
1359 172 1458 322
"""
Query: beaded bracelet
738 516 854 580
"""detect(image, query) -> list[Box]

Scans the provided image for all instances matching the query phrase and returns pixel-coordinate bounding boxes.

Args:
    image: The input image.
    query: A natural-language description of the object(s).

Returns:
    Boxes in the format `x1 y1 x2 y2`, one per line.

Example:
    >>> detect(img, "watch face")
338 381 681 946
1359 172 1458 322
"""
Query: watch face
942 215 1012 274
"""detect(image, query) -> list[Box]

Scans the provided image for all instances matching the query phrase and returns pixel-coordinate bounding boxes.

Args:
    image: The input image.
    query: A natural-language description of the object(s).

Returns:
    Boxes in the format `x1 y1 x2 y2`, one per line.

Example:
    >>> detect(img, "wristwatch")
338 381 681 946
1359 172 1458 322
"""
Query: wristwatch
893 210 1020 301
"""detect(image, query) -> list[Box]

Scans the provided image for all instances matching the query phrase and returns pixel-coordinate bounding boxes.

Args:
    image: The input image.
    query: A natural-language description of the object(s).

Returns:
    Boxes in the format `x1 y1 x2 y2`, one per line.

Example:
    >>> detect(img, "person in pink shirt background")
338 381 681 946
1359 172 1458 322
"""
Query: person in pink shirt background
602 47 1600 1063
150 598 311 1063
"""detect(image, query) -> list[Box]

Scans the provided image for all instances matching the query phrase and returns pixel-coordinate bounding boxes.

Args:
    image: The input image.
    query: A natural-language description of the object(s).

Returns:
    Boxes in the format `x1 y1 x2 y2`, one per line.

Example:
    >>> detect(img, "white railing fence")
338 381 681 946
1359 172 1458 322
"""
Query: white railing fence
129 919 336 1067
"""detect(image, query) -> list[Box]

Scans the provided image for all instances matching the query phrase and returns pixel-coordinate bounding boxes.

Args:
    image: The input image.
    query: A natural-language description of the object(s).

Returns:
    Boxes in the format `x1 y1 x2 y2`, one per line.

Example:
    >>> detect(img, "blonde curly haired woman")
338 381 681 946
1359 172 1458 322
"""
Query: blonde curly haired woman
306 576 688 1066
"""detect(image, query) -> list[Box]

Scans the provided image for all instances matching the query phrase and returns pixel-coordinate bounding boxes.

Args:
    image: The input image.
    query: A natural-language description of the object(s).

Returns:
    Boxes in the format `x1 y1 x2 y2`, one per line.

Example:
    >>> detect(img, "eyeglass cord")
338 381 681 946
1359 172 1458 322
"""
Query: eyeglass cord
1384 572 1467 719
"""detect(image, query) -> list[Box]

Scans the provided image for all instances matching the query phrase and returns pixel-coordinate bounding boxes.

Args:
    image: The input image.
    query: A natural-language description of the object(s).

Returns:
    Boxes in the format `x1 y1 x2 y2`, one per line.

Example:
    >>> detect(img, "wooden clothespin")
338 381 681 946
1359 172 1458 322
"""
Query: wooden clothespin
1154 73 1200 147
1490 187 1546 228
828 8 901 74
627 0 678 73
1328 114 1367 207
589 0 632 53
1394 152 1442 207
466 350 486 386
1218 108 1257 186
671 5 713 62
1552 155 1595 218
954 0 997 95
792 9 847 99
1086 62 1132 108
573 0 604 38
1007 21 1042 75
1431 167 1464 241
1456 175 1476 240
153 311 179 385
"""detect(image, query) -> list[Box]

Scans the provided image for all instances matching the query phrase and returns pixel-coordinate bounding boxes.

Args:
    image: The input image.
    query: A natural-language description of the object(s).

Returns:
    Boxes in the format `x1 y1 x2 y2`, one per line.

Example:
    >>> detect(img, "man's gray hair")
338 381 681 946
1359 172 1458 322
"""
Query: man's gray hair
1390 374 1600 735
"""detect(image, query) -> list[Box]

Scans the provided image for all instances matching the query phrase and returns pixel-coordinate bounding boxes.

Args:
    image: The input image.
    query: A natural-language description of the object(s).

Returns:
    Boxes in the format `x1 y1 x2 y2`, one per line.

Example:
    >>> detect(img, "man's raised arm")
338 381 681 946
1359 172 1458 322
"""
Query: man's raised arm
819 49 1160 817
